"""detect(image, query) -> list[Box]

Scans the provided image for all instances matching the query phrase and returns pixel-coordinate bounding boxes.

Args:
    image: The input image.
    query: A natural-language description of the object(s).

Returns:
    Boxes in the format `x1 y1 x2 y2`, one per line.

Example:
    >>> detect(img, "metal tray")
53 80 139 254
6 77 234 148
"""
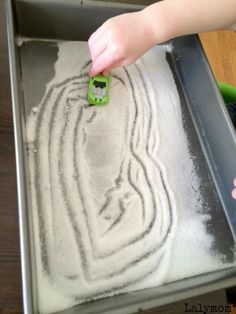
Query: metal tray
5 0 236 313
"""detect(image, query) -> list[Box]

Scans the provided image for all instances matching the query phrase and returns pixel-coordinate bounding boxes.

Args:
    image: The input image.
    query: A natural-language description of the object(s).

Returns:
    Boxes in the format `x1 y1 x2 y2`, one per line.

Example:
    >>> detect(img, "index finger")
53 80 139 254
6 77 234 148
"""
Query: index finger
89 48 119 76
88 23 107 46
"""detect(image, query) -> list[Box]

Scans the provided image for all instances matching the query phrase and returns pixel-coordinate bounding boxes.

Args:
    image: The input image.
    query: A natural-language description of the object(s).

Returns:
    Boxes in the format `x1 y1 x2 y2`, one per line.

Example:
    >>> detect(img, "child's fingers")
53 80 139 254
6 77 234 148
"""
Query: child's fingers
89 48 119 77
232 188 236 200
233 178 236 187
102 60 125 76
88 28 103 45
231 178 236 200
89 36 107 62
88 23 107 46
102 68 110 76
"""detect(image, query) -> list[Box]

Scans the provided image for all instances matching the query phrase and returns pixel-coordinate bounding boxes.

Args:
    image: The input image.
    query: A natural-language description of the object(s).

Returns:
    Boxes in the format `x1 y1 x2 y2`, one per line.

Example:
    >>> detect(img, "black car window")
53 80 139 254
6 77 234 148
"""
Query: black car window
93 80 106 88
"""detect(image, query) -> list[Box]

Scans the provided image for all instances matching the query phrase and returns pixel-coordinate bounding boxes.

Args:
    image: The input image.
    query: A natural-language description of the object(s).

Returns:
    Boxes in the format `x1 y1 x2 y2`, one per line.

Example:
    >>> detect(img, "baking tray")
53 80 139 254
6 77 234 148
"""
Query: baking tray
5 0 236 313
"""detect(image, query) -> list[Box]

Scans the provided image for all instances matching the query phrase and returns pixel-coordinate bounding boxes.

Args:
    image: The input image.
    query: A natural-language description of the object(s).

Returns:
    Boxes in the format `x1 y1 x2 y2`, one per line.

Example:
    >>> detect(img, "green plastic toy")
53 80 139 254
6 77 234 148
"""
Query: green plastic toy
87 74 110 106
218 82 236 103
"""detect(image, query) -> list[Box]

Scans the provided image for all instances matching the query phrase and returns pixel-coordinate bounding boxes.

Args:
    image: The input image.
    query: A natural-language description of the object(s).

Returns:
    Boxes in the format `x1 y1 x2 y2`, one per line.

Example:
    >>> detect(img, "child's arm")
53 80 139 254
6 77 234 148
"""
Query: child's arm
88 0 236 76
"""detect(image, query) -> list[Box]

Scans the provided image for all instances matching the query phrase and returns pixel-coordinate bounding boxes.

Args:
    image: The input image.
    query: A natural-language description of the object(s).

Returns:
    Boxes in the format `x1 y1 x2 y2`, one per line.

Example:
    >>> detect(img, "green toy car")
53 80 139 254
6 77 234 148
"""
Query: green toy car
87 74 110 106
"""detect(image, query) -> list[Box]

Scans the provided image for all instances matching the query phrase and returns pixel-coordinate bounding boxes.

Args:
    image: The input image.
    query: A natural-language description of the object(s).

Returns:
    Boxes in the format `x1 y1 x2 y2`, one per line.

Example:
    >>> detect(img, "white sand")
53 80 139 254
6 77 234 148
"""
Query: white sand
25 41 235 314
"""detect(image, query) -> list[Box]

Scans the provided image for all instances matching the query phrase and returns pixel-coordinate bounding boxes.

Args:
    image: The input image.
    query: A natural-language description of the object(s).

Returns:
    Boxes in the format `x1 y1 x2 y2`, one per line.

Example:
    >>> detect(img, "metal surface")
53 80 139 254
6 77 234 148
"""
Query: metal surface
170 36 236 225
5 0 236 313
5 0 34 313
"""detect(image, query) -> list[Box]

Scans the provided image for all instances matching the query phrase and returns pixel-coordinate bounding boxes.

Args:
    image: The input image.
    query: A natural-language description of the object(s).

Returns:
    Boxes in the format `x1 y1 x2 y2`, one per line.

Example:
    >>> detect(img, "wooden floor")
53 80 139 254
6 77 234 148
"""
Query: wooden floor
200 30 236 86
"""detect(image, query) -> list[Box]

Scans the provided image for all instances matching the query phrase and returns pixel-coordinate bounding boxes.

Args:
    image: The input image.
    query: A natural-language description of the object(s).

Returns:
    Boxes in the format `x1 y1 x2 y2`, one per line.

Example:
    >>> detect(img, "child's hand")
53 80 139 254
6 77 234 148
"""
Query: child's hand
88 11 157 76
232 178 236 200
88 0 236 77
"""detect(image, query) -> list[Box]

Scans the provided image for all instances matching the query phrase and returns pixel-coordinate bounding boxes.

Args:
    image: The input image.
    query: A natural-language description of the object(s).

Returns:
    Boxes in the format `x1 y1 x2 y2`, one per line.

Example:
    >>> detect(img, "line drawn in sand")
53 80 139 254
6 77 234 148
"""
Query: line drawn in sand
27 58 177 303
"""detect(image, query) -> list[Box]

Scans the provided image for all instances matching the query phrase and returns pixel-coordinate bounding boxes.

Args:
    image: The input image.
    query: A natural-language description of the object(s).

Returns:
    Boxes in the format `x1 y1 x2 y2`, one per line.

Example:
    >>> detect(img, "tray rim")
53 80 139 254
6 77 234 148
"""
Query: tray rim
5 0 236 313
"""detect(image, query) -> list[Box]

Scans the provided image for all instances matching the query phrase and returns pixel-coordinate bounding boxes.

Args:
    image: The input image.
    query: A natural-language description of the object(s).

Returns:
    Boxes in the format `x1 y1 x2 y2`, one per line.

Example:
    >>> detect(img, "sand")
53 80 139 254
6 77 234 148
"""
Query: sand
25 41 235 314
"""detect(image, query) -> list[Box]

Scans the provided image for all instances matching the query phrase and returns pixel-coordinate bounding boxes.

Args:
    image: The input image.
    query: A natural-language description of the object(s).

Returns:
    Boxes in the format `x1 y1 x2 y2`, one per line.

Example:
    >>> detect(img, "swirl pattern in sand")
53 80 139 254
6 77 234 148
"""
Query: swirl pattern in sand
26 42 177 311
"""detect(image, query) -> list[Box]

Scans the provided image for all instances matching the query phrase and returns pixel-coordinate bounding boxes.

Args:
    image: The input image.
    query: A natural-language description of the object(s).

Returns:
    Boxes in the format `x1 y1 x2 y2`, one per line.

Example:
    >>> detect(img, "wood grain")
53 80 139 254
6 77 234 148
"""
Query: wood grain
199 30 236 86
0 1 235 311
0 0 23 313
